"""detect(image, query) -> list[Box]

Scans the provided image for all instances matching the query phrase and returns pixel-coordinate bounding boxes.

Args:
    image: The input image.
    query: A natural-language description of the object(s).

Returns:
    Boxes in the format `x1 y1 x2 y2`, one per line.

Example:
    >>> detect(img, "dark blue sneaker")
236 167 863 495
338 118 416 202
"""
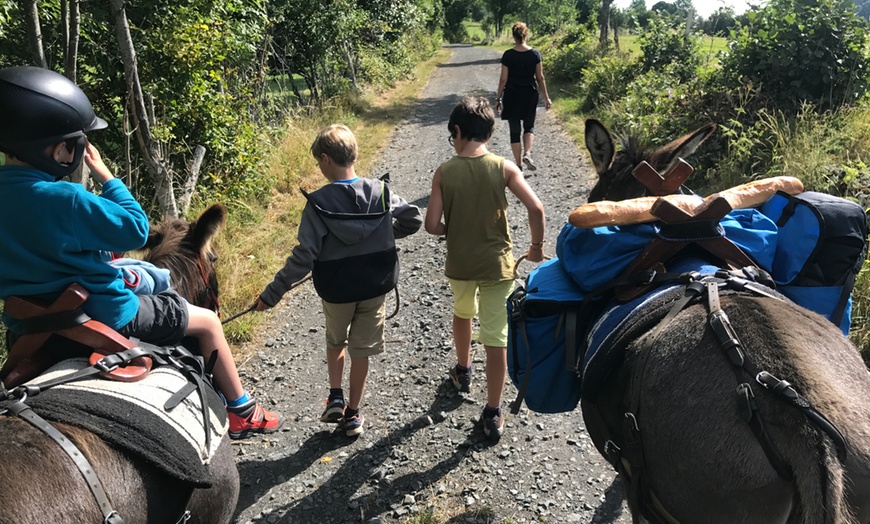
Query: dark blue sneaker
482 407 504 441
320 397 345 423
449 365 471 393
343 412 364 436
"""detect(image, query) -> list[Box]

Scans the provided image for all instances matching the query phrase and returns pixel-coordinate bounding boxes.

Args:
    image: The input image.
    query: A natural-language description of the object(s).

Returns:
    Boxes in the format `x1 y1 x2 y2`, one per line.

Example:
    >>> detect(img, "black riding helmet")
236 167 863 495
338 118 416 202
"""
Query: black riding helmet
0 66 107 179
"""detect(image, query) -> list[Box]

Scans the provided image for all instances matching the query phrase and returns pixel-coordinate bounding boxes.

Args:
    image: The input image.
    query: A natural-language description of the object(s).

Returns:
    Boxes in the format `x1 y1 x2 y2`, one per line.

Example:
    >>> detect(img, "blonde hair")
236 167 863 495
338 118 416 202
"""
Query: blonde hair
310 124 358 167
512 22 529 43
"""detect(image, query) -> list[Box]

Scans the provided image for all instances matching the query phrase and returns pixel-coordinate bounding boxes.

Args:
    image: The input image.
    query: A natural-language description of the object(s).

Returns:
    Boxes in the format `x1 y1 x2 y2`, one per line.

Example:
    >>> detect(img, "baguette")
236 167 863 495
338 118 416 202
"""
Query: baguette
714 176 804 210
569 194 705 228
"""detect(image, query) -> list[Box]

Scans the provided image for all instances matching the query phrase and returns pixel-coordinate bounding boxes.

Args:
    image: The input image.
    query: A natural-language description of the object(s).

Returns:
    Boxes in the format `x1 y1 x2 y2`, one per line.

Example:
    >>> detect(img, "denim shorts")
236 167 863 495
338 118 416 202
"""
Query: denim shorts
118 290 189 346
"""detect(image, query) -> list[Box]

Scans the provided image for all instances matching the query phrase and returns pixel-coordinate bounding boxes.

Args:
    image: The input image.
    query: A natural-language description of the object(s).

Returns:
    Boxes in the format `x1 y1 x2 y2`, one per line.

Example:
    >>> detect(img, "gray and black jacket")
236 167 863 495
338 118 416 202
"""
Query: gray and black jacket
260 177 422 305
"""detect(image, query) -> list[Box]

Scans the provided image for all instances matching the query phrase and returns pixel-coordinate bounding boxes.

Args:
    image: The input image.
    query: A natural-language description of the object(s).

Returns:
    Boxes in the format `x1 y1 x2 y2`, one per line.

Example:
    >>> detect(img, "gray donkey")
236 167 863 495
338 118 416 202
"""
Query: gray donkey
580 118 870 523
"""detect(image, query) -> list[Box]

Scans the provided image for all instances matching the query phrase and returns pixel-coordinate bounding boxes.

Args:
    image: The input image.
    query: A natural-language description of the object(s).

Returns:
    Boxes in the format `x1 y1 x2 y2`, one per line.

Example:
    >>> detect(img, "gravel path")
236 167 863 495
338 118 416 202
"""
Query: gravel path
231 44 631 524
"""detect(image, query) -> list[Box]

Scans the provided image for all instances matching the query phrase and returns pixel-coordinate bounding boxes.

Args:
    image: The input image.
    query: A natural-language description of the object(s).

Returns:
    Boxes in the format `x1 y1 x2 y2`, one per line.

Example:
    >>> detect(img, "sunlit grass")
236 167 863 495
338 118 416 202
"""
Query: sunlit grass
620 34 726 66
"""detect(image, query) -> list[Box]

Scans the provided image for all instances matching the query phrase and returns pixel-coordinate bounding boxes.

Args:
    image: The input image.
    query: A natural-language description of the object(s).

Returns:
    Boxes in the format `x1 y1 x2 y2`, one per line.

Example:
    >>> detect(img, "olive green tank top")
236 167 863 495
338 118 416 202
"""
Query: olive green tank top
440 153 514 281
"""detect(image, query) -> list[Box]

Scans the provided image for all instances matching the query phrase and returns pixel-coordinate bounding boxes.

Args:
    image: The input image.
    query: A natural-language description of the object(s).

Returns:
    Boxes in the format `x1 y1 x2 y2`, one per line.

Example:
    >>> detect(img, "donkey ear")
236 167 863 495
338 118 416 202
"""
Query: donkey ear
190 203 228 248
584 118 616 176
656 122 717 175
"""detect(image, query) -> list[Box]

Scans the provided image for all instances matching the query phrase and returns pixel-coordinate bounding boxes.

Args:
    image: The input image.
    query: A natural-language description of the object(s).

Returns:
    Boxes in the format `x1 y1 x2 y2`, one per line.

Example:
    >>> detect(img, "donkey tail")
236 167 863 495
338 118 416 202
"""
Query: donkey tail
789 437 855 524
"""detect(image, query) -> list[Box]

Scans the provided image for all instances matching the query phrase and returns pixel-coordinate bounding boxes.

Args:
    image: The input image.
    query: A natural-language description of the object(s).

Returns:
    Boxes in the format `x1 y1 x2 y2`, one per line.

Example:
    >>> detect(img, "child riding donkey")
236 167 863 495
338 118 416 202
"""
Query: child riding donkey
0 66 282 439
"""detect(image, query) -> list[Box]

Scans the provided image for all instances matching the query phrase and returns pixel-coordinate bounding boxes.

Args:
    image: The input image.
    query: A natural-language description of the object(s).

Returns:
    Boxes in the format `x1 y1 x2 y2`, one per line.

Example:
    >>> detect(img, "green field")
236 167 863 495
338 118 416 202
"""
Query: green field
621 34 728 65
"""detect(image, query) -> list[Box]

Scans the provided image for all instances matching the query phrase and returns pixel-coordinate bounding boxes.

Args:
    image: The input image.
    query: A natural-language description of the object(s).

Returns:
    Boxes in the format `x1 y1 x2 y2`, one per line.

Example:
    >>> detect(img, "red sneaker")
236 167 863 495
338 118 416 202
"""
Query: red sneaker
228 404 284 440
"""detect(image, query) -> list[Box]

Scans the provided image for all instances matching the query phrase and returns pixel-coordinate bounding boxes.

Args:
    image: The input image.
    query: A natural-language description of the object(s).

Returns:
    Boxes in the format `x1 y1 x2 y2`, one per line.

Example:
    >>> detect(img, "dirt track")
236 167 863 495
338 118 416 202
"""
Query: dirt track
231 44 631 524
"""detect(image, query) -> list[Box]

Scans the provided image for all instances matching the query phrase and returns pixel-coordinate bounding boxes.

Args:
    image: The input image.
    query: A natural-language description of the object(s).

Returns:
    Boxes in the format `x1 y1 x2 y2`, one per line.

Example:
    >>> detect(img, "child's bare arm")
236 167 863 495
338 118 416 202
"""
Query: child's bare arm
425 168 446 236
505 161 546 262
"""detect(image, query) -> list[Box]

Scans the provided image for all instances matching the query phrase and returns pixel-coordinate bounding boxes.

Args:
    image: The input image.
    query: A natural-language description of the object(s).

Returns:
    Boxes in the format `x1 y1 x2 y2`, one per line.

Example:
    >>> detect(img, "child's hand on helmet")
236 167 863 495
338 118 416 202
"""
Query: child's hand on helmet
84 142 114 184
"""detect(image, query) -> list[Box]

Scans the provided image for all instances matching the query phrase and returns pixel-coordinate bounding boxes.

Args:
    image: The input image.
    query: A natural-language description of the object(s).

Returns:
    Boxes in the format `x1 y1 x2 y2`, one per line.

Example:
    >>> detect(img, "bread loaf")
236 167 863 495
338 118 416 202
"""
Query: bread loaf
569 194 705 228
714 176 804 209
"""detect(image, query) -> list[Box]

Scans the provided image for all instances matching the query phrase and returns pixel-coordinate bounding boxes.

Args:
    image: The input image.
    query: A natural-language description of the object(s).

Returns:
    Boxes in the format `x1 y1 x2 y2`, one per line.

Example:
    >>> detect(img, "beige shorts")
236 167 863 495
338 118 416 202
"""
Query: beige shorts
322 294 386 358
448 278 514 347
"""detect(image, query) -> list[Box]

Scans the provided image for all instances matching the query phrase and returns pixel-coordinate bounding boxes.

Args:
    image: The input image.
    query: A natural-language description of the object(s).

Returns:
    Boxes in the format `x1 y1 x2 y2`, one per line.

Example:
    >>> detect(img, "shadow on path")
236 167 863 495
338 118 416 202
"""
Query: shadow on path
234 380 495 522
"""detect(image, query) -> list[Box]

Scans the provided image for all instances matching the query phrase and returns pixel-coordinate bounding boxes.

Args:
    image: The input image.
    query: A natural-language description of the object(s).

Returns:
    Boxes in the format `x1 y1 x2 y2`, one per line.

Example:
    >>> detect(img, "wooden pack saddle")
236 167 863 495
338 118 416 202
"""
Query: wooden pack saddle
1 283 151 388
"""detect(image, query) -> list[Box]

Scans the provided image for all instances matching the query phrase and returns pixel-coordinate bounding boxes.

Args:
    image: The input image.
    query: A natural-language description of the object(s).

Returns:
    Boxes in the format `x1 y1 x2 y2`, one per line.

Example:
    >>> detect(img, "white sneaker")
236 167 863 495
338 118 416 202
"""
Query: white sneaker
522 154 537 171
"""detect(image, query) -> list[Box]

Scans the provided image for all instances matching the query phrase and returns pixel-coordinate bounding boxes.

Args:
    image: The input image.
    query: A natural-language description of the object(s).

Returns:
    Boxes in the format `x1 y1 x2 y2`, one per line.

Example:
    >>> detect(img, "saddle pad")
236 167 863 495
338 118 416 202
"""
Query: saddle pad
580 259 721 401
25 358 228 487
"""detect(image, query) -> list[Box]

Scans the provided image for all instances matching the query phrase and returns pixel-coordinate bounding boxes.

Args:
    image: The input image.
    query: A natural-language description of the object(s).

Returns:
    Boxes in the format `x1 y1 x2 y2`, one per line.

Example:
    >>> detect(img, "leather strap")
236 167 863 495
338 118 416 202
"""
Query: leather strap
5 399 125 524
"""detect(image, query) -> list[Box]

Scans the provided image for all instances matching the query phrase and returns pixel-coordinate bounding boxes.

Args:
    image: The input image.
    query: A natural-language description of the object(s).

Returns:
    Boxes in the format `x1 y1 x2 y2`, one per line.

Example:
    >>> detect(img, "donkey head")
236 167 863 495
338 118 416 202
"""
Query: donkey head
143 203 227 313
584 118 717 202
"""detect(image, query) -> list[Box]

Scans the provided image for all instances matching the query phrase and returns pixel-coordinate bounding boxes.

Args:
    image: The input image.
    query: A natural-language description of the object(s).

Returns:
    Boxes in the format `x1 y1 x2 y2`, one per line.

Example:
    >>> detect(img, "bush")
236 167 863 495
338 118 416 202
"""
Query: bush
638 13 702 83
578 53 641 112
720 0 870 112
597 66 708 146
546 28 598 84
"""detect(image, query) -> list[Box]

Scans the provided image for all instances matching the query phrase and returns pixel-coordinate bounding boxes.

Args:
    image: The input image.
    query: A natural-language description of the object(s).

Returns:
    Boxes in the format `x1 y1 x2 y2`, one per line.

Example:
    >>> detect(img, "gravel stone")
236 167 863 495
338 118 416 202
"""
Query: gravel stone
231 45 630 524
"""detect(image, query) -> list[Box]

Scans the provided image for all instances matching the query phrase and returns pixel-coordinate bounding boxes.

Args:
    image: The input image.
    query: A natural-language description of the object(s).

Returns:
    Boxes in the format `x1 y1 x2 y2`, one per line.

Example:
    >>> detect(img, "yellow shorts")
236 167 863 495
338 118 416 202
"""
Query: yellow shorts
448 278 515 347
322 295 386 358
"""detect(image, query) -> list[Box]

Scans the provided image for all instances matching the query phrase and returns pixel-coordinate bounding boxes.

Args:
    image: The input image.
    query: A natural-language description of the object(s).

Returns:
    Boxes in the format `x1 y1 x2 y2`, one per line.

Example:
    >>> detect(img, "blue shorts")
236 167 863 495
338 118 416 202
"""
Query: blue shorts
118 290 189 346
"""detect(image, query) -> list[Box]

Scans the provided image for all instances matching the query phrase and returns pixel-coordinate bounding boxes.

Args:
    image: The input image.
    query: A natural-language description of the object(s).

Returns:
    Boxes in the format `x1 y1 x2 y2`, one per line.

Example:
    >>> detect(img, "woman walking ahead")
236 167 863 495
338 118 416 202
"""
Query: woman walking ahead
496 21 552 172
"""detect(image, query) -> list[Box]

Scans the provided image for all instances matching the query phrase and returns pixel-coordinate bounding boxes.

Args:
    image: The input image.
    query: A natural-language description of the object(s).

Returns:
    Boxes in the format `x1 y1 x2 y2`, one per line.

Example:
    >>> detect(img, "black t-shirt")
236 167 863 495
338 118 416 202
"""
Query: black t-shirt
501 48 542 89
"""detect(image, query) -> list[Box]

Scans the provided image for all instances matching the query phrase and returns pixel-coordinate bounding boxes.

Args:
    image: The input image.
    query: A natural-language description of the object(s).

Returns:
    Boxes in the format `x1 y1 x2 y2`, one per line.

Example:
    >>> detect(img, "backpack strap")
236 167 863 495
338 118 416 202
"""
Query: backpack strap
830 269 856 327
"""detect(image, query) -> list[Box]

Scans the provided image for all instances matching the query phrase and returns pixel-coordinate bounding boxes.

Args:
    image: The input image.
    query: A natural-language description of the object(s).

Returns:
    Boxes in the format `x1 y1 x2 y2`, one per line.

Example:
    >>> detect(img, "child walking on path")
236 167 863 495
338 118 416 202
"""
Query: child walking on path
256 124 422 436
425 96 545 441
0 66 283 440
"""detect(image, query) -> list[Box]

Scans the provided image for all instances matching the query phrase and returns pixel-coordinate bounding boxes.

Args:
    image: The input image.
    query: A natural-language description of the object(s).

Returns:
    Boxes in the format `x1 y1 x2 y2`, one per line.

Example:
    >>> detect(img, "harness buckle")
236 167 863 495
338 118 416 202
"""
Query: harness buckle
709 310 745 367
624 412 640 433
641 270 657 285
94 356 120 373
103 510 123 524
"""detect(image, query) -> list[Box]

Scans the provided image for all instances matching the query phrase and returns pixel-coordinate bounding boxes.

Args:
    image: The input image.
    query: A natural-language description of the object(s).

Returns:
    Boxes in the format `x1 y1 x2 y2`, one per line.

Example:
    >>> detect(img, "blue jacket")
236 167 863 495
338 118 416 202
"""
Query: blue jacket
0 165 149 330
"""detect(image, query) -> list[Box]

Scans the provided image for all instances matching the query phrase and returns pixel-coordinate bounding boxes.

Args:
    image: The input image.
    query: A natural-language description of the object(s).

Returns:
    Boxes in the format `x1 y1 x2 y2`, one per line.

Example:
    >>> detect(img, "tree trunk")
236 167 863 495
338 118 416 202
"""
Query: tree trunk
599 0 613 47
107 0 178 218
63 0 80 82
289 74 306 107
177 145 205 216
612 18 620 50
22 0 46 68
343 41 357 90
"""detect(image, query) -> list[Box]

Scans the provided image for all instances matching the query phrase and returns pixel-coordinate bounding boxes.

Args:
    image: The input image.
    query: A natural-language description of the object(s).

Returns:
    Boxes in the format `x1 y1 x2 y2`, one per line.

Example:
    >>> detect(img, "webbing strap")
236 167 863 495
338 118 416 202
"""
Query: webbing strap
6 400 125 524
831 270 856 327
706 282 794 481
509 318 533 415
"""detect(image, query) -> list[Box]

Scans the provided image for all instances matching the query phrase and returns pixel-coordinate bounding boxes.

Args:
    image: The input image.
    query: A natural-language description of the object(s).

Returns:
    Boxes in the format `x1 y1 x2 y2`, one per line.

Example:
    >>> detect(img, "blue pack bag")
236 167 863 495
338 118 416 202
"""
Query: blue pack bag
507 258 585 414
760 191 868 335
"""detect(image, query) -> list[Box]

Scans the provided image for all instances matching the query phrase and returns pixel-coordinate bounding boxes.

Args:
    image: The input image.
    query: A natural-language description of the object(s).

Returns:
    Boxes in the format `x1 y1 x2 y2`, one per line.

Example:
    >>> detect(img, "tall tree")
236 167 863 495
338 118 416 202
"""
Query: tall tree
108 0 177 217
61 0 80 82
484 0 520 37
22 0 46 67
599 0 613 45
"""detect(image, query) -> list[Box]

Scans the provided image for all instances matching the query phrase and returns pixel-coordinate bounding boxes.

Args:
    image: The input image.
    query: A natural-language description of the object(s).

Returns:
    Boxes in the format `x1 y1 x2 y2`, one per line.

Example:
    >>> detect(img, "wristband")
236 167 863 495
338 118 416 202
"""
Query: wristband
530 241 544 248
